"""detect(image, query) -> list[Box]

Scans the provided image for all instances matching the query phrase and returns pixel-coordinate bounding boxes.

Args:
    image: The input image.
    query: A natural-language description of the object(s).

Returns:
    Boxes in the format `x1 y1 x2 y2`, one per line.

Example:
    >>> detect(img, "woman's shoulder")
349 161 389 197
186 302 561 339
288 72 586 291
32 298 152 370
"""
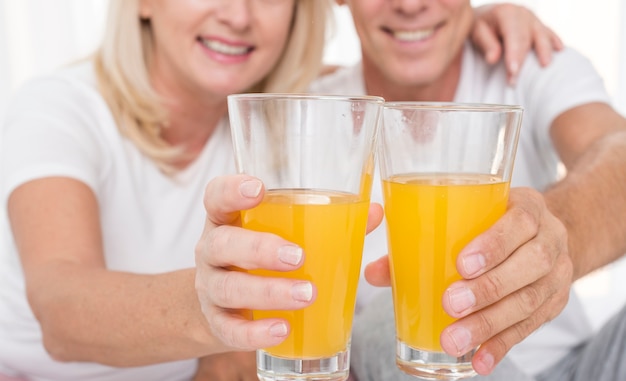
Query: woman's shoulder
6 60 108 122
12 60 99 102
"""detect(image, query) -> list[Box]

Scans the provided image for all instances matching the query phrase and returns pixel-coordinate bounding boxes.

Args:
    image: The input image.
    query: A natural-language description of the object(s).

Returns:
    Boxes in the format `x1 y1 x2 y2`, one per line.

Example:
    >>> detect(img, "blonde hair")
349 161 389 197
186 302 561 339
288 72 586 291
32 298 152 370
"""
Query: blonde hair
94 0 332 171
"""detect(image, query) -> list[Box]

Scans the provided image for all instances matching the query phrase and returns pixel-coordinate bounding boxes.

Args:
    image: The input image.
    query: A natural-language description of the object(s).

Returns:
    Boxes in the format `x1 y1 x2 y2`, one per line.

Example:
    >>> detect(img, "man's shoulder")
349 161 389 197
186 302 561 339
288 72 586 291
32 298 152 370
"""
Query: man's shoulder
308 62 366 95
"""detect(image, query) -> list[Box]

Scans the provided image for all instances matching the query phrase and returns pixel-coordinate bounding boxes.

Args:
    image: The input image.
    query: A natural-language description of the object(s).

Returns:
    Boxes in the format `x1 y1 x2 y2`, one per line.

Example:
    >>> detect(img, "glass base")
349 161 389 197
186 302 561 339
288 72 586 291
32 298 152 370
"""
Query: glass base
396 340 477 380
256 348 350 381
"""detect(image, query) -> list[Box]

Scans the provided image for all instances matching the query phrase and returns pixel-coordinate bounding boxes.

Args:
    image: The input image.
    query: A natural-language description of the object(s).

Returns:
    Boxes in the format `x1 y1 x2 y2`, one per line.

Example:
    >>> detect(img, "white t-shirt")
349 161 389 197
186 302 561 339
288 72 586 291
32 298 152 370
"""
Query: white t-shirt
309 43 612 376
0 63 235 380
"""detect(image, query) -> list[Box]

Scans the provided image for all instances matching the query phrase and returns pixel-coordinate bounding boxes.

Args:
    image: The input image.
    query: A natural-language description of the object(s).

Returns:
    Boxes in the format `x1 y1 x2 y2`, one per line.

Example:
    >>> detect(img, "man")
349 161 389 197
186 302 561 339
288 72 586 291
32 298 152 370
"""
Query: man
310 1 626 380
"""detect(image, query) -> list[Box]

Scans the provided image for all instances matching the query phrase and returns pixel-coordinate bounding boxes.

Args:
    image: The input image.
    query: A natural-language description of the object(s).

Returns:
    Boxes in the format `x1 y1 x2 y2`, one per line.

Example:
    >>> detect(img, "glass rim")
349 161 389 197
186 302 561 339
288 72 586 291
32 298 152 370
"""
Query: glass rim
227 92 385 104
383 101 523 112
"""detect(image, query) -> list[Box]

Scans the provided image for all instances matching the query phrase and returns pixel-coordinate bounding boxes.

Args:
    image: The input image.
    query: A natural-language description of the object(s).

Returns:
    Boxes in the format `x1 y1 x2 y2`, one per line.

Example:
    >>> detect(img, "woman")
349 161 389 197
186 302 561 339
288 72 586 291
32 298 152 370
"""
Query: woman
0 0 561 380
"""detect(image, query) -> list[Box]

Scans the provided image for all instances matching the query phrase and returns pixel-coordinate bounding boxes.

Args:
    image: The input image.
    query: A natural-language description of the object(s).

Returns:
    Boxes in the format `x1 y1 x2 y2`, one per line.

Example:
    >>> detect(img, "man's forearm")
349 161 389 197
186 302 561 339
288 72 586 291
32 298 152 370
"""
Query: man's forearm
544 130 626 280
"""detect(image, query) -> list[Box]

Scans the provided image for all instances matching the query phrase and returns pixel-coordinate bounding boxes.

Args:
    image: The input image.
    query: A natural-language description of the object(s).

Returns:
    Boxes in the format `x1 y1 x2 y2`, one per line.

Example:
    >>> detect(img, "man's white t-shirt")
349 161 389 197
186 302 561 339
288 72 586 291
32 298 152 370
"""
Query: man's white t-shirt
0 63 235 380
309 43 612 376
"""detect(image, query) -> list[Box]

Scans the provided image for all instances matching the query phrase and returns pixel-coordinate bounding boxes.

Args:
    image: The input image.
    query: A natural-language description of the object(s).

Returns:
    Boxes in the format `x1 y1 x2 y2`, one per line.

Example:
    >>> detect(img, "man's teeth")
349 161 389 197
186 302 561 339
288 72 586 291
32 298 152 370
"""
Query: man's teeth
393 28 435 42
202 39 249 55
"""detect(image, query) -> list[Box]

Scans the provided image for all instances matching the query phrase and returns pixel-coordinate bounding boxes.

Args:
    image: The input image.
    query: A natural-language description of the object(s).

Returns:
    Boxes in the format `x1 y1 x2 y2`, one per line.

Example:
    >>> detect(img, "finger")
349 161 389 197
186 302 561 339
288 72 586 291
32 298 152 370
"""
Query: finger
531 32 554 67
441 278 554 358
442 280 549 358
206 268 316 310
550 29 564 51
203 175 265 229
197 225 304 271
471 21 503 64
363 255 391 287
207 308 291 350
366 202 384 234
470 306 554 376
444 229 558 319
499 25 532 85
441 252 572 368
532 26 563 67
447 195 567 318
470 284 570 375
455 187 544 279
480 4 533 84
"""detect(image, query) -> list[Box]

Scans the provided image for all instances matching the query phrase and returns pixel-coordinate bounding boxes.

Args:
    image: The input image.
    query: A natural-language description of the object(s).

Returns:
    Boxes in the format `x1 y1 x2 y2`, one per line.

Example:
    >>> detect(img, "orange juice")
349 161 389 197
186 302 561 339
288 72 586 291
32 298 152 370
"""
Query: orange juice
241 189 369 358
383 173 509 352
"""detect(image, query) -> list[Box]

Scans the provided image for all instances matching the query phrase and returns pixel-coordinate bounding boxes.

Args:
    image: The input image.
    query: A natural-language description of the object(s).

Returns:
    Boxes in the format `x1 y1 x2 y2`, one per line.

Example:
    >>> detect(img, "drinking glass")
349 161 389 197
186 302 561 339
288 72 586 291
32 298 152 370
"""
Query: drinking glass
228 93 384 381
378 102 523 380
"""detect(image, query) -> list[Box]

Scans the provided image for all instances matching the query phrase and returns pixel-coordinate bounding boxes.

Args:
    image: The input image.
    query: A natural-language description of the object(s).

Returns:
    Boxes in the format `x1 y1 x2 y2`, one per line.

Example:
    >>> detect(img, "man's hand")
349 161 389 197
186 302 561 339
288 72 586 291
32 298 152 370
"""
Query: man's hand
439 187 573 375
363 187 574 375
193 352 258 381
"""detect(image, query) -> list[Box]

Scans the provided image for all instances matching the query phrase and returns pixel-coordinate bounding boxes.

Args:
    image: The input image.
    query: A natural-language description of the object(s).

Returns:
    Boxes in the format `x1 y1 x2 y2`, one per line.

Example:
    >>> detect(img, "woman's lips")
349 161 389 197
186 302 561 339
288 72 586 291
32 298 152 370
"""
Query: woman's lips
198 37 254 56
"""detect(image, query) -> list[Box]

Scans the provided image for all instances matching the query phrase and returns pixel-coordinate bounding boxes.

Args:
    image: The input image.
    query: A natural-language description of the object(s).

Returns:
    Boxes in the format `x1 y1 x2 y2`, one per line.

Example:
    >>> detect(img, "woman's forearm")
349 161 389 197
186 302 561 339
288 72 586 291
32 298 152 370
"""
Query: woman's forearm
28 263 221 366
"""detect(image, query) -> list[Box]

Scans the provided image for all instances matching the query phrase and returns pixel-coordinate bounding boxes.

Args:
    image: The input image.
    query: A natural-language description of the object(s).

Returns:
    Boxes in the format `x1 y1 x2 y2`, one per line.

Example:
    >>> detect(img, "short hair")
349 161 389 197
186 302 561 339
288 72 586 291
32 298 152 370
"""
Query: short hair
94 0 332 172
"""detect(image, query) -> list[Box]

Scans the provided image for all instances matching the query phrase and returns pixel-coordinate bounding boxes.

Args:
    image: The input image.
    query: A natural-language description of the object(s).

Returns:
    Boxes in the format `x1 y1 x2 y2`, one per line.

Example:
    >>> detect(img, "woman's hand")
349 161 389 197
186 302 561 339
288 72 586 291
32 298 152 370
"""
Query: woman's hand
194 175 315 351
472 3 564 85
194 174 384 352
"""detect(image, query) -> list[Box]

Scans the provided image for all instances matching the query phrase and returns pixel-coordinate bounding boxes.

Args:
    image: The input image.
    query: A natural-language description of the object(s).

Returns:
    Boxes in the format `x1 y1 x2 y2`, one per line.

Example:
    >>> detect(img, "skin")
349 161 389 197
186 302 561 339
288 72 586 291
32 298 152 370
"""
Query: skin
194 176 384 378
346 0 476 102
344 0 626 376
139 0 296 164
472 3 563 85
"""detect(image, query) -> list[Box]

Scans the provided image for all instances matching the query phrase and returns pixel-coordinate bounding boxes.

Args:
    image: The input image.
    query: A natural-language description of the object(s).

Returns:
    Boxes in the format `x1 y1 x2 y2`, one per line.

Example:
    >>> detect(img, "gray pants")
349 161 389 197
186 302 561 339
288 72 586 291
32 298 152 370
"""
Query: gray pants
536 301 626 381
351 289 626 381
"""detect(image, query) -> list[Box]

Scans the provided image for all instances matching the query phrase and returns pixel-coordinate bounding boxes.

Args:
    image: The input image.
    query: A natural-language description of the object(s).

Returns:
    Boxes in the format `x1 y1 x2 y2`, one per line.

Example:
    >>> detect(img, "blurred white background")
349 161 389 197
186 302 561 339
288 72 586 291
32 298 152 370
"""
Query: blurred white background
1 0 625 331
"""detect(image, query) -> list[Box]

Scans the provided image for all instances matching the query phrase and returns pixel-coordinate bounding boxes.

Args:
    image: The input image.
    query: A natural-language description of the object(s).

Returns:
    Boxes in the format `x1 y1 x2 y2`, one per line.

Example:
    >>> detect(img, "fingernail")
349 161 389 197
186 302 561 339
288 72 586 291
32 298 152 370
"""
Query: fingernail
278 245 303 266
509 60 519 75
269 322 288 337
447 326 472 355
462 253 485 276
239 179 262 198
291 282 313 302
447 287 476 314
476 350 495 373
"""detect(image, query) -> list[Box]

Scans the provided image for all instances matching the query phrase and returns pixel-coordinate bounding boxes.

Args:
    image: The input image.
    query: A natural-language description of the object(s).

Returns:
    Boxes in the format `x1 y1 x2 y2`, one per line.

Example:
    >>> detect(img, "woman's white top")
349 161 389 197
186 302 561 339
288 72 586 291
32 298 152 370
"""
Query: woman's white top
0 62 235 381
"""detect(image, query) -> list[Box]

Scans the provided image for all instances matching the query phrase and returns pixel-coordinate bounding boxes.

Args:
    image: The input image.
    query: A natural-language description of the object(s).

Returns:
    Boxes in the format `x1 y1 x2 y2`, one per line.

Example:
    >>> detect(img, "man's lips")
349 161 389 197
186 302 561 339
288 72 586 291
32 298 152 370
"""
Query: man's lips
198 37 254 56
383 26 436 42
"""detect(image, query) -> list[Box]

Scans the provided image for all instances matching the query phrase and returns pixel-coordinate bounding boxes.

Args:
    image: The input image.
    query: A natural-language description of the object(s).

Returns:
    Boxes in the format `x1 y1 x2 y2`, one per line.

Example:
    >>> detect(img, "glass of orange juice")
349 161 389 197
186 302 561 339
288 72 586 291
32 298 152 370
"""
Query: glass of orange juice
378 103 523 380
227 94 384 381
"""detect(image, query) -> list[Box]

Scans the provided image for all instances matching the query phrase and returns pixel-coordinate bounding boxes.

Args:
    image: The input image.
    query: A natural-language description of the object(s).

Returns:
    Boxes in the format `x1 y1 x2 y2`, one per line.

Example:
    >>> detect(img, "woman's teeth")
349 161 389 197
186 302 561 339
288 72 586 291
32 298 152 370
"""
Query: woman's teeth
393 28 435 42
201 39 250 55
